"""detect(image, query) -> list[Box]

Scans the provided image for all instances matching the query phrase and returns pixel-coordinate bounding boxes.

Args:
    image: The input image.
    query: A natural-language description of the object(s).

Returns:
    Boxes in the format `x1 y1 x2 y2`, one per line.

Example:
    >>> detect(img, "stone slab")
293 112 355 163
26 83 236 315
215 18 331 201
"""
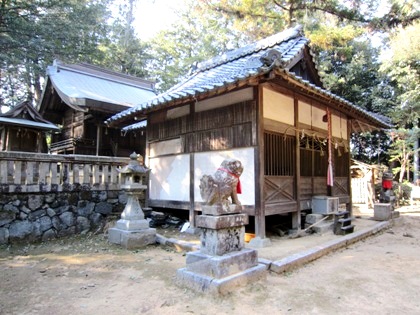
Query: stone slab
185 248 258 278
311 221 334 233
200 226 245 255
108 228 156 249
201 204 242 216
270 221 390 274
196 213 248 230
176 263 267 295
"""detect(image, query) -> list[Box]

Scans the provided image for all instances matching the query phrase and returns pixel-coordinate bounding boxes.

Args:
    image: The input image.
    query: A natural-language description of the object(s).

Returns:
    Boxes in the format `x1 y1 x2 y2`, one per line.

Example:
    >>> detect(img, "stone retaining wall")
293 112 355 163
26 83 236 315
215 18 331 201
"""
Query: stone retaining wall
0 189 132 244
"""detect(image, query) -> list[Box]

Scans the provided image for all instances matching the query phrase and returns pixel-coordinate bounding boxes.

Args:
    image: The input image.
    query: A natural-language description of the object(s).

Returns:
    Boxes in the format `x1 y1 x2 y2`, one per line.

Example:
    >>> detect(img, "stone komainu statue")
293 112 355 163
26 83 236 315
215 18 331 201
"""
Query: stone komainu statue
199 158 243 206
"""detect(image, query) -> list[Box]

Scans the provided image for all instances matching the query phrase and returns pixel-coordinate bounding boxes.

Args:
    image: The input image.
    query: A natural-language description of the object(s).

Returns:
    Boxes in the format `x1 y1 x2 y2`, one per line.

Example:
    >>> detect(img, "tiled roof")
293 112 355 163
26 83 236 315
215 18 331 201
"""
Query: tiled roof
0 101 59 131
108 25 308 124
46 60 156 109
107 25 392 130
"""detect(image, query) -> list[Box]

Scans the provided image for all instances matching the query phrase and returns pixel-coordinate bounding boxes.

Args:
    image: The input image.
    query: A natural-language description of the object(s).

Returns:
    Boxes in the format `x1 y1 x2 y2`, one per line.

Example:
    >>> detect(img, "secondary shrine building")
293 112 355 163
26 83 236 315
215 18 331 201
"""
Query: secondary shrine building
107 25 391 239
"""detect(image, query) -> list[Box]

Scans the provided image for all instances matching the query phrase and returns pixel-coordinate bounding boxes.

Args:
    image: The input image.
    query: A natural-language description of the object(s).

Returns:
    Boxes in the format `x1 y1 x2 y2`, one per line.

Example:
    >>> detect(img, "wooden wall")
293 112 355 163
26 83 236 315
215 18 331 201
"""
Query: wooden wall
148 99 257 154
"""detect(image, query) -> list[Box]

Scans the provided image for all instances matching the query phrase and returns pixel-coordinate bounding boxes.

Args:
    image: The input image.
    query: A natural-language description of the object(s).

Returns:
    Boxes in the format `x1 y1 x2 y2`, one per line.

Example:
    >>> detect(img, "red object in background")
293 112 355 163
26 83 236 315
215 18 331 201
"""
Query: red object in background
382 179 393 189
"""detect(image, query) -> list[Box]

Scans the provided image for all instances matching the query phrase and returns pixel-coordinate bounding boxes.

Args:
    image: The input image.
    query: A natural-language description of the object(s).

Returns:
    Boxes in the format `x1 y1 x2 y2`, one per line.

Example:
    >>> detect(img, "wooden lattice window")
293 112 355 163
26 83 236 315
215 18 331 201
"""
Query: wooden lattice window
300 136 328 177
264 132 295 176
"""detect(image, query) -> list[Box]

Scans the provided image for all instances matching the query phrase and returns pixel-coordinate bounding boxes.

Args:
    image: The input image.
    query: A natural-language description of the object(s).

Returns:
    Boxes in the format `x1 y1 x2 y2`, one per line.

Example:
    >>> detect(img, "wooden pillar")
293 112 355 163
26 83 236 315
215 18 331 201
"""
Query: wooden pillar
5 127 10 151
347 119 352 214
292 97 301 230
145 120 150 209
0 128 5 151
327 108 333 196
189 102 196 229
96 125 101 156
189 153 195 228
254 86 266 239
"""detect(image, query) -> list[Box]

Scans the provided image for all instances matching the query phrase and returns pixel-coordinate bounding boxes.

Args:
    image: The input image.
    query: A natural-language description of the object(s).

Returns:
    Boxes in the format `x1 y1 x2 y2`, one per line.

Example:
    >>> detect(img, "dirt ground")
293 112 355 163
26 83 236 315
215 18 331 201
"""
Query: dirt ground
1 205 420 315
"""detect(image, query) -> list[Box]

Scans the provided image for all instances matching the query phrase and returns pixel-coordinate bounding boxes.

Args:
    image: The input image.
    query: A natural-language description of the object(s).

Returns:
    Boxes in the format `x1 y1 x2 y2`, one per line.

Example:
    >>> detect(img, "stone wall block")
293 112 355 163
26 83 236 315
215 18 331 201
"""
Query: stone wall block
32 221 43 239
95 202 113 215
0 227 9 244
76 216 91 233
46 208 56 217
28 195 44 211
55 205 71 215
77 201 95 216
4 204 19 213
42 229 56 241
92 191 107 202
56 194 70 207
80 190 92 200
20 205 31 214
68 193 79 206
89 213 104 227
45 194 56 203
28 209 46 221
118 193 128 204
52 216 64 231
9 220 33 241
59 212 75 227
39 216 53 232
0 209 16 226
107 191 119 199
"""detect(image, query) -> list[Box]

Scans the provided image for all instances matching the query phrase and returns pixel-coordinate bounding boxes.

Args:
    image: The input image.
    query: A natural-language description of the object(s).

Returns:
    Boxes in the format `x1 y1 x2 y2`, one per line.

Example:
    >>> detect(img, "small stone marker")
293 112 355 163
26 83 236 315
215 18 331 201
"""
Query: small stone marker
108 153 156 249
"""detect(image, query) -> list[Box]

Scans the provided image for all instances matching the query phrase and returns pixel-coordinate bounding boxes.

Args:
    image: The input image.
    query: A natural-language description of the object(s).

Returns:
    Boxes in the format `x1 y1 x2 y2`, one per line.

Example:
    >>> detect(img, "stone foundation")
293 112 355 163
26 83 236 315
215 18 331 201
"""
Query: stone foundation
0 190 130 244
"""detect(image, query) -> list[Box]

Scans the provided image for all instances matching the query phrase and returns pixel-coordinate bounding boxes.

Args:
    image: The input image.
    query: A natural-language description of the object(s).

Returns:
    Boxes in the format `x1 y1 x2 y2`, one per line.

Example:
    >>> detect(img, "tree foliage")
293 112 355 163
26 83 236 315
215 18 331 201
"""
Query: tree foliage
146 1 247 92
98 0 151 77
0 0 111 109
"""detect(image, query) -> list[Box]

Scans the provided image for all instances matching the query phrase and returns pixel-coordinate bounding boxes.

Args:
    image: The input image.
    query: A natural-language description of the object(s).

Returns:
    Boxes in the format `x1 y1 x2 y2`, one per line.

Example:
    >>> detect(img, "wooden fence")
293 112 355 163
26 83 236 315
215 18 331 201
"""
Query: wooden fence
351 177 369 204
0 151 130 193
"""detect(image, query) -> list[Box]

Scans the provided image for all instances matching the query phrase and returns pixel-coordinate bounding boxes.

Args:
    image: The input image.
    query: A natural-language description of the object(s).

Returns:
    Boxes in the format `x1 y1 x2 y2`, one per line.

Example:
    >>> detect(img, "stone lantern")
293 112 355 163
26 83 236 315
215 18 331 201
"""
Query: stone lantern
108 152 156 249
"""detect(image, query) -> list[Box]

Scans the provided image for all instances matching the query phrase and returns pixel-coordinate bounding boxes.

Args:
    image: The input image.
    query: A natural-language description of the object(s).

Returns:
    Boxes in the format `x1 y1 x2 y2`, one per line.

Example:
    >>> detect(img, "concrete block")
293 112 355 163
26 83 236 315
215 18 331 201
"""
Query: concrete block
311 221 334 233
305 213 325 225
374 203 392 221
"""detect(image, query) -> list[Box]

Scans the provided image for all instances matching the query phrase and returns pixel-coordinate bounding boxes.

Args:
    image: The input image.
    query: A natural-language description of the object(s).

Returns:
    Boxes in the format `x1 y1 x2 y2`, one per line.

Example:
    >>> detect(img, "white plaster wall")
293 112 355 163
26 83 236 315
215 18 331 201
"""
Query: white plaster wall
194 148 255 206
195 88 253 112
262 87 294 125
148 154 190 201
149 138 182 157
332 114 348 139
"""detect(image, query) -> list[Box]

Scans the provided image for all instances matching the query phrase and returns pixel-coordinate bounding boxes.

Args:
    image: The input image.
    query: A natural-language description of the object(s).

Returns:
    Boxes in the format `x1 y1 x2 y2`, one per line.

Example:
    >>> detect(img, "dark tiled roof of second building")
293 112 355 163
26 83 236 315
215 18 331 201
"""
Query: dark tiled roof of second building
107 25 308 124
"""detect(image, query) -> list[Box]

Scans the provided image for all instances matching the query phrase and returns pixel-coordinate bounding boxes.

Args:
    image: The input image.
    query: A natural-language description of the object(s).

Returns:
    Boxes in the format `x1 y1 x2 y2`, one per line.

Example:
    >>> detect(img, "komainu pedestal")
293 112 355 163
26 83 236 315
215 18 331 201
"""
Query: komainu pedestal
176 204 266 295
